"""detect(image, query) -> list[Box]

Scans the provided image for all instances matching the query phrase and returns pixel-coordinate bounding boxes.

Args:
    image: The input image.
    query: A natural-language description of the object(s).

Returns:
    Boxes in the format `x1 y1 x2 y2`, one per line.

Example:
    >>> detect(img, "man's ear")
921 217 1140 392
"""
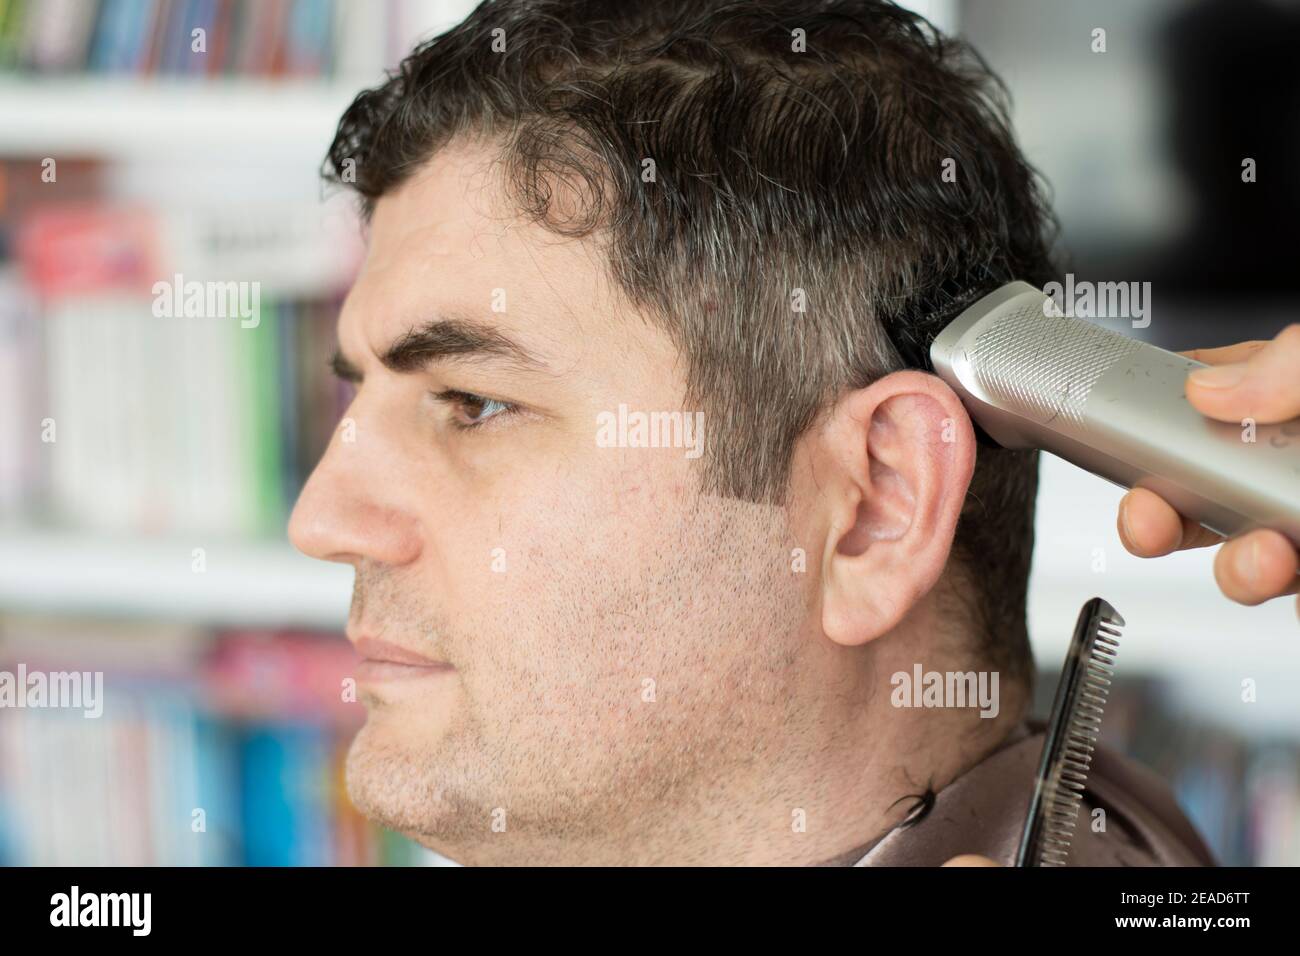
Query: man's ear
813 370 976 646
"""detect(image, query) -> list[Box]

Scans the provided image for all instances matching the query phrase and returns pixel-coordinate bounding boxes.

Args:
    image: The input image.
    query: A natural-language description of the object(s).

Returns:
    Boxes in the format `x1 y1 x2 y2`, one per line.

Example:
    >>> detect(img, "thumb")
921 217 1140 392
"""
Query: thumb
1184 325 1300 423
941 854 1003 867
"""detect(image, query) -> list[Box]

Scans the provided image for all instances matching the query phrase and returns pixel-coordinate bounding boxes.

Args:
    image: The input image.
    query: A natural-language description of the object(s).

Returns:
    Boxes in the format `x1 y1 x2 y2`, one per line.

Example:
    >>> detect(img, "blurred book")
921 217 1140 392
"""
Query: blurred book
0 618 433 865
3 199 358 537
0 0 464 79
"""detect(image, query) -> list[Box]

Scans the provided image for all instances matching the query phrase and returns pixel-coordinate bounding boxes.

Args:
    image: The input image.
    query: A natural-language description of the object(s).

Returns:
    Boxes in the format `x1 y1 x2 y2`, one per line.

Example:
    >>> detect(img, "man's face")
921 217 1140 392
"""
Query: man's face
288 140 820 864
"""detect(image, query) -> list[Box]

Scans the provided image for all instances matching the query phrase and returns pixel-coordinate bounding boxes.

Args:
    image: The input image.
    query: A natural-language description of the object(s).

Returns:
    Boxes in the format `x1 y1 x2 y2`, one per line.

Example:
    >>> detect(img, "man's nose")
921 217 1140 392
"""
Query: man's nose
288 423 422 568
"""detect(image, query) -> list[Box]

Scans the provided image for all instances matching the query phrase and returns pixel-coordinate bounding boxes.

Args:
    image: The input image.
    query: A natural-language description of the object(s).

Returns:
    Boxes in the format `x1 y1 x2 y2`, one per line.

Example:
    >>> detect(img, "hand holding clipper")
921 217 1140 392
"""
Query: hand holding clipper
928 283 1300 616
1120 334 1300 614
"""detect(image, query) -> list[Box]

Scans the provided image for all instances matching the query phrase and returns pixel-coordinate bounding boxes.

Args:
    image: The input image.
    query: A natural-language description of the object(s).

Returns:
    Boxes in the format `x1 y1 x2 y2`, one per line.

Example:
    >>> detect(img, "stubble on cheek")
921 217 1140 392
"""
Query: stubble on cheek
341 460 813 855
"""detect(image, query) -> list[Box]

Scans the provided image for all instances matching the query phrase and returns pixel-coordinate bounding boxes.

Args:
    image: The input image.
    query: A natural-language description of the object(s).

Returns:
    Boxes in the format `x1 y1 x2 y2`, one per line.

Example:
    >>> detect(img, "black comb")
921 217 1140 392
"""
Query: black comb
1015 596 1125 867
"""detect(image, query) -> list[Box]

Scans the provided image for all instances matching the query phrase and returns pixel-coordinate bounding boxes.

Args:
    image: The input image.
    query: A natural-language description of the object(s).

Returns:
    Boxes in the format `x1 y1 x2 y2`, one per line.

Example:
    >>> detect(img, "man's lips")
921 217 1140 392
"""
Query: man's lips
351 636 455 682
352 636 450 666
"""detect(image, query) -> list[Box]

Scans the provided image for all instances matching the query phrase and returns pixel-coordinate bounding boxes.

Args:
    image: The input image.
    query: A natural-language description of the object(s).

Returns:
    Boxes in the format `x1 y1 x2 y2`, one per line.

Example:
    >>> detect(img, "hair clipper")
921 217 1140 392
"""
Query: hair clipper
927 281 1300 547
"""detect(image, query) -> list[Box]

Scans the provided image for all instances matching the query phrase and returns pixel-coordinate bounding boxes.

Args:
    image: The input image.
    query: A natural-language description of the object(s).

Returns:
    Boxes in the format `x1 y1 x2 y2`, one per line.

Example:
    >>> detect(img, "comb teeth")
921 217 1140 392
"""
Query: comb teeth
1017 599 1125 867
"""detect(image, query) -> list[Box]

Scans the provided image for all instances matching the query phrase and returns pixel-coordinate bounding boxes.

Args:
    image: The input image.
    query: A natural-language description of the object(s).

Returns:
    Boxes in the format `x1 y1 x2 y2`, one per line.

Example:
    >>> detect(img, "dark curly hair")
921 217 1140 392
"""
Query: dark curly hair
324 0 1061 686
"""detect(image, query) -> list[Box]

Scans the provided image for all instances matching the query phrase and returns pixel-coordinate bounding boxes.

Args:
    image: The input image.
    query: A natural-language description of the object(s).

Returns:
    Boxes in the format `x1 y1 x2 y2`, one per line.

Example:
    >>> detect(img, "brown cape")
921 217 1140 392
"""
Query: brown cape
854 719 1217 866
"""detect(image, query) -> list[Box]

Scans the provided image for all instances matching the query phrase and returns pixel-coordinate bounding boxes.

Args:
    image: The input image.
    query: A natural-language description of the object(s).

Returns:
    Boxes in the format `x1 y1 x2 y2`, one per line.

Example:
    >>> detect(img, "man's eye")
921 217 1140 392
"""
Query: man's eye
434 390 517 430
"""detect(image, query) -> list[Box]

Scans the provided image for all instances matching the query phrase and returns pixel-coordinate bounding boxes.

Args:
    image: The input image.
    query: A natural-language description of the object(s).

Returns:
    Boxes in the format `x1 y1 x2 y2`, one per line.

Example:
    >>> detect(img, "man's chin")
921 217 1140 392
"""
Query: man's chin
343 719 467 849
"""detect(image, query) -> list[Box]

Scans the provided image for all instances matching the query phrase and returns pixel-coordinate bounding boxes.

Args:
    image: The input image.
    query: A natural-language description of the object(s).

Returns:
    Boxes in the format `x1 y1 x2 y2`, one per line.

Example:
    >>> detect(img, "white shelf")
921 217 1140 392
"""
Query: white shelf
0 78 362 160
0 529 351 629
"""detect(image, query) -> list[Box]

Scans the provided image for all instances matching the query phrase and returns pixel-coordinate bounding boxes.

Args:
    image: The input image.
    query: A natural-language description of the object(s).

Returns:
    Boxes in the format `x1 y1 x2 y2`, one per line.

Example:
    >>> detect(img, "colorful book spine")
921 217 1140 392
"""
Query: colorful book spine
0 0 372 78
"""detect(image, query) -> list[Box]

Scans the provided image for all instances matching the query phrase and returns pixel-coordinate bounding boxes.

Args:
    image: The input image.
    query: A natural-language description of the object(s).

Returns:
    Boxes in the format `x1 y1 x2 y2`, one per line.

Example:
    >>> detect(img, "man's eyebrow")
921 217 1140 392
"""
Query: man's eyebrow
329 315 548 384
383 315 547 373
330 350 363 383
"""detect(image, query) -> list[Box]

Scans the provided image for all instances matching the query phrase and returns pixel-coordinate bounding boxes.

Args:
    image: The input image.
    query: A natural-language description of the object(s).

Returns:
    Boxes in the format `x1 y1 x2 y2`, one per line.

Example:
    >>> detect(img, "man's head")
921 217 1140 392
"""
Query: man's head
290 0 1057 865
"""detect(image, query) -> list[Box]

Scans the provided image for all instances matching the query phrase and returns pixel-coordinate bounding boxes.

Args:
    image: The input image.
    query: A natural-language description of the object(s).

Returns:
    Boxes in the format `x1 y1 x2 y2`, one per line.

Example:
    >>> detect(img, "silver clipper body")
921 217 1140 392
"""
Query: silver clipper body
929 281 1300 547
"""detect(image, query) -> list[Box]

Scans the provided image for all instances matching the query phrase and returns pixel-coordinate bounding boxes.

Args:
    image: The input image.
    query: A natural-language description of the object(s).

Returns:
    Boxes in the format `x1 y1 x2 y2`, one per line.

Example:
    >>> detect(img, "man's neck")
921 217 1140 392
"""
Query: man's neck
805 705 1031 867
438 662 1031 866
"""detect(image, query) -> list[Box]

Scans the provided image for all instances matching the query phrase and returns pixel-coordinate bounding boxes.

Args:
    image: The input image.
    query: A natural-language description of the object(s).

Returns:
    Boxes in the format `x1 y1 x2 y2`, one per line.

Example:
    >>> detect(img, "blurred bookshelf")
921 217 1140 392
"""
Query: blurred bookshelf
0 0 475 866
0 0 1296 867
0 619 432 866
1030 456 1300 733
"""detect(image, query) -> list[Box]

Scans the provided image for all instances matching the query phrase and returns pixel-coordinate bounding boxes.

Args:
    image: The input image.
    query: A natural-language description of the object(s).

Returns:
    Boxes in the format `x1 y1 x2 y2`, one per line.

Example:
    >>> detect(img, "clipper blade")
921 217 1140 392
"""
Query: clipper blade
1016 596 1124 867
